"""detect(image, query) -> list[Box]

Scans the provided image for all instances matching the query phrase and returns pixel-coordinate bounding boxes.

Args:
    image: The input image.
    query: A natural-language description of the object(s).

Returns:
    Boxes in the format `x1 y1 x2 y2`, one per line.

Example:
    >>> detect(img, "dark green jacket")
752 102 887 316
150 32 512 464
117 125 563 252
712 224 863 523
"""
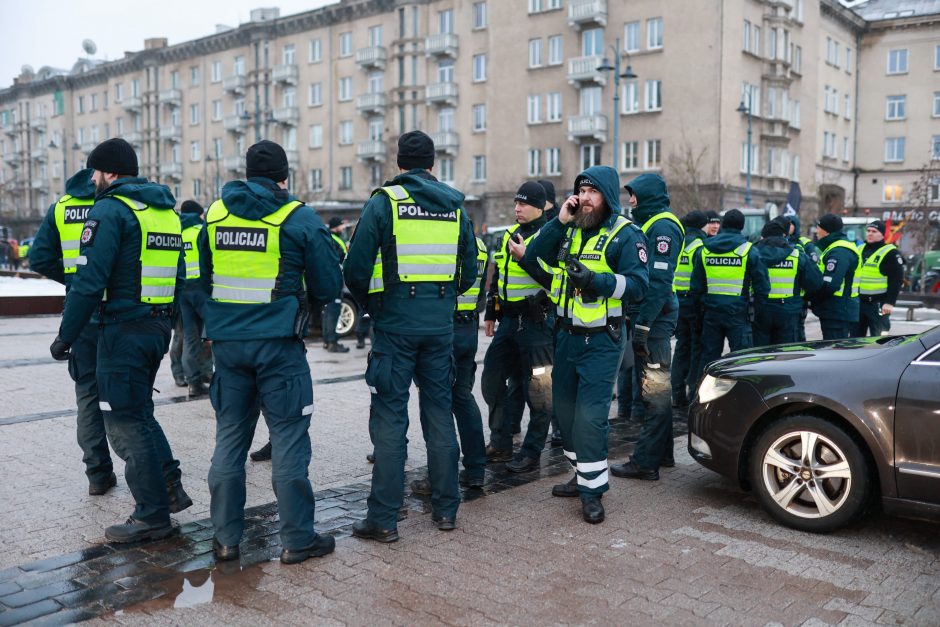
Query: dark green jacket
690 228 770 316
179 211 204 289
811 231 860 322
755 236 823 313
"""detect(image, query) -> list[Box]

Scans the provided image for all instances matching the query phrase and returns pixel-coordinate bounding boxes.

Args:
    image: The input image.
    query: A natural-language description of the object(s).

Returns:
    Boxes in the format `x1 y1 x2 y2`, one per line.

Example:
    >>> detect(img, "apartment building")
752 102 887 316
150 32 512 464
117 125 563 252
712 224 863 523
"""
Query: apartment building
0 0 938 241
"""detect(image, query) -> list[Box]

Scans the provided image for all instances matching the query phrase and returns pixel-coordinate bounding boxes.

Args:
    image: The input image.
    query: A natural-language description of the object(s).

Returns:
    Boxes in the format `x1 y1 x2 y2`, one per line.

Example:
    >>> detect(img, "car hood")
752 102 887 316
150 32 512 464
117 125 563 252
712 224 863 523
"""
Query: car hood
709 335 921 372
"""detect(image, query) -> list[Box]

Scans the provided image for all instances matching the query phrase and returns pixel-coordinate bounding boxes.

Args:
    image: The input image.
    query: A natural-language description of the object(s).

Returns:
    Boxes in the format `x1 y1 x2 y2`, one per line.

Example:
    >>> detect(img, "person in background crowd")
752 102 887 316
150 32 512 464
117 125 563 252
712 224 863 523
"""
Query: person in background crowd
670 210 708 407
855 219 903 337
811 213 861 340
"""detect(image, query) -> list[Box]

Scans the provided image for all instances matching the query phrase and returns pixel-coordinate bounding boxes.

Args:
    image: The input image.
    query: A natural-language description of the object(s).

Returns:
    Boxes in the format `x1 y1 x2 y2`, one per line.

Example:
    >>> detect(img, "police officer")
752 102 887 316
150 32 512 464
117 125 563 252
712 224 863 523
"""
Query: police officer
343 131 477 541
856 220 903 337
178 200 212 396
481 181 554 472
811 213 861 340
690 209 770 383
704 211 721 237
524 165 649 524
322 216 350 353
670 210 708 407
49 138 191 542
29 168 115 495
198 140 341 564
783 213 820 341
611 174 683 482
752 218 823 346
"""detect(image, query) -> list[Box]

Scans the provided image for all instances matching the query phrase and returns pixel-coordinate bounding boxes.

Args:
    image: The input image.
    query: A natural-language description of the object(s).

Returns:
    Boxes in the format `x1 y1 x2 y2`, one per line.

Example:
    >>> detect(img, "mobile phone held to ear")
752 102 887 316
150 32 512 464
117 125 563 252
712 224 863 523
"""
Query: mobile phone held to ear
568 196 580 213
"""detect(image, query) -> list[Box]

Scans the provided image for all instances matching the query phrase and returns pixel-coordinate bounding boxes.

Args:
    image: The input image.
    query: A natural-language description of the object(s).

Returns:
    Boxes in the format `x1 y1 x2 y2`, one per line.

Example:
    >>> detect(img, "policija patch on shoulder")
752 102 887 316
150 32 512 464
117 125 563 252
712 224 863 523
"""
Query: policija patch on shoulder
80 220 99 247
655 235 672 256
826 259 837 273
636 242 648 264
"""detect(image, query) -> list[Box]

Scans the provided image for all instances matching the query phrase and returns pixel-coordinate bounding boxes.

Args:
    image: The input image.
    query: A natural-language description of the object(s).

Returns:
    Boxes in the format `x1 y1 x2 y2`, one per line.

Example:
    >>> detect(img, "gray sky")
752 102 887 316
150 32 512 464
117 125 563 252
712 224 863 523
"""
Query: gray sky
1 0 335 88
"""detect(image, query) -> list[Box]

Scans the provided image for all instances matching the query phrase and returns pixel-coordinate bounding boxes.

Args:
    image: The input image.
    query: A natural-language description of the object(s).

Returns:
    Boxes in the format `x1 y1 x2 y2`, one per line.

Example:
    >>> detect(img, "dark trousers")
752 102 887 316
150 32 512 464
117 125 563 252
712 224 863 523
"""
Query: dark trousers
554 325 624 496
366 329 459 529
752 302 800 347
856 300 890 337
97 316 179 525
616 355 645 419
169 316 184 382
671 300 702 403
356 307 372 343
481 315 554 460
208 338 317 550
820 318 853 340
68 323 112 484
629 335 675 470
698 308 752 382
322 297 342 344
179 289 212 383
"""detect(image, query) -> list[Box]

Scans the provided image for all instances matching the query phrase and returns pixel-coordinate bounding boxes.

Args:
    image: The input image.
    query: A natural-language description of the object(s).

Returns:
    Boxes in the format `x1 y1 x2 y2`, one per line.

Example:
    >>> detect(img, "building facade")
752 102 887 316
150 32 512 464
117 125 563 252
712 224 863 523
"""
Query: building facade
0 0 938 243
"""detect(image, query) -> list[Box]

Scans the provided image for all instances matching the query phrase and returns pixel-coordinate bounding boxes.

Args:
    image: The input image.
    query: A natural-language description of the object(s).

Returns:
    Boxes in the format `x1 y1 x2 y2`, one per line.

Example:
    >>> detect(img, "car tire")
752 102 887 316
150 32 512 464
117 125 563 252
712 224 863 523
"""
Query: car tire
749 415 870 533
335 297 359 338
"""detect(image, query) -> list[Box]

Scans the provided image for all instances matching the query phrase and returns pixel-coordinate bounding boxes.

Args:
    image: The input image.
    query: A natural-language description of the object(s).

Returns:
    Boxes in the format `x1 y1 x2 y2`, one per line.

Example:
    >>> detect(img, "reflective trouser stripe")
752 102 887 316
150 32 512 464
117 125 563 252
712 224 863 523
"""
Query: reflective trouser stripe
396 243 459 256
99 401 112 411
141 285 175 298
563 449 577 468
302 404 314 416
577 470 609 489
141 265 177 279
577 459 608 473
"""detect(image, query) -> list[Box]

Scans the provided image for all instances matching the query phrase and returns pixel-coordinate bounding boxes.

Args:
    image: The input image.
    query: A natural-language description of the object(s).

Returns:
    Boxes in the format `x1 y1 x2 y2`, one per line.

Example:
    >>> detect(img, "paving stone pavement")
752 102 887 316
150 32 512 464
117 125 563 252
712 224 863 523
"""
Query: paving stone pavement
1 314 939 625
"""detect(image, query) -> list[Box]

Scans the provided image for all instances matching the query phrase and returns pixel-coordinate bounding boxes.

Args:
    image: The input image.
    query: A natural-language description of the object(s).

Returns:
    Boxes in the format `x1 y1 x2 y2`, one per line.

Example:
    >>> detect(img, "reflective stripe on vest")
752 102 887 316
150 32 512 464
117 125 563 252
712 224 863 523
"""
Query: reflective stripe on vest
181 224 202 280
674 238 703 293
642 213 684 294
495 224 543 302
818 239 861 298
702 242 752 297
557 216 632 328
112 195 182 304
206 199 303 304
331 232 348 256
856 243 896 296
53 194 95 273
368 185 461 294
767 248 800 299
457 237 488 311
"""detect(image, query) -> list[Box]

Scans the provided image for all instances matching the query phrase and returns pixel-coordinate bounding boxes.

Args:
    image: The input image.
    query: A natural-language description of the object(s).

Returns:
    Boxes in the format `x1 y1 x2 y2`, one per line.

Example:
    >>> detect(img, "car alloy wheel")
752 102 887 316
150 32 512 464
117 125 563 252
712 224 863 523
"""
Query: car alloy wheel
750 416 870 532
335 297 358 337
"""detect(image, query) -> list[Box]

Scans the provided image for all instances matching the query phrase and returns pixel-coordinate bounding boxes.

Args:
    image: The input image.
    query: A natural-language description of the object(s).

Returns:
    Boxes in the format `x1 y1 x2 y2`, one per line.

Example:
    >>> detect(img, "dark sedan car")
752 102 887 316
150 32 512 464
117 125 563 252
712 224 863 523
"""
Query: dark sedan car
688 325 940 532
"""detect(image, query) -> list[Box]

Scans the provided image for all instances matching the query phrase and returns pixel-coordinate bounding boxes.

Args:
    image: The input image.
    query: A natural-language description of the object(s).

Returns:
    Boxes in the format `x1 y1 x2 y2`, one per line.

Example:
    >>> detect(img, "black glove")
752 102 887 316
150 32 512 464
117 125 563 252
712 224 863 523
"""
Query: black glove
565 259 595 291
50 336 71 361
632 324 650 358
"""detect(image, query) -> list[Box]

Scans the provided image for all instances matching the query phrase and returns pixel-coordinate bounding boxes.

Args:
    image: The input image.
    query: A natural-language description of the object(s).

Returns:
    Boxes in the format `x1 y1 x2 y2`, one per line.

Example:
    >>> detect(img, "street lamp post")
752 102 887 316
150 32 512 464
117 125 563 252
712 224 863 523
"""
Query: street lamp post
736 99 753 208
597 38 637 173
48 139 65 183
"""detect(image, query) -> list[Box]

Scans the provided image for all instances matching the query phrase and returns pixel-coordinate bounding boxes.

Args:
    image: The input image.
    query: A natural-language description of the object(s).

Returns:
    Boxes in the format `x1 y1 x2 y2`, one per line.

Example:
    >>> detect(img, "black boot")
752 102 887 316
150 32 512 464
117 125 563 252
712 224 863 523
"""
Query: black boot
352 519 399 543
280 534 336 564
610 460 659 481
213 537 240 561
326 342 350 353
88 472 117 496
581 496 605 524
167 481 193 514
188 381 209 397
249 441 272 462
105 517 177 543
551 474 579 498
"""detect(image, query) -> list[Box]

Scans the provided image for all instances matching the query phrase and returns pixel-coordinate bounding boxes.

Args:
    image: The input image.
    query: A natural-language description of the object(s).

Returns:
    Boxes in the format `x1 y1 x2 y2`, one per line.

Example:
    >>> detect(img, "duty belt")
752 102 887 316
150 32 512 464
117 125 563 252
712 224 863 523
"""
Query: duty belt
859 294 885 304
561 316 624 335
454 311 478 324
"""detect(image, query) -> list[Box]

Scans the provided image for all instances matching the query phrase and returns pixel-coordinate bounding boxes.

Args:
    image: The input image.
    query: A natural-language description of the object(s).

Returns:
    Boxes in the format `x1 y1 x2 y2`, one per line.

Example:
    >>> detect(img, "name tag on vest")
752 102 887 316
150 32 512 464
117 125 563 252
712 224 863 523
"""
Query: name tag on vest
578 253 602 261
147 232 183 251
215 227 268 251
397 204 458 221
64 205 91 224
773 260 795 269
705 257 743 267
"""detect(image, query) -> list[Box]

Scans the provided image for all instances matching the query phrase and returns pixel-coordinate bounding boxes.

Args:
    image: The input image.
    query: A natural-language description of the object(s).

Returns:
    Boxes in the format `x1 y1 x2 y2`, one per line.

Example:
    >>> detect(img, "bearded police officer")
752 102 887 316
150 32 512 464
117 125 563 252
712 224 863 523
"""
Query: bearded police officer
178 200 212 397
30 168 116 496
481 181 554 472
525 165 649 524
344 131 477 541
811 213 861 340
50 138 192 543
856 220 903 337
690 209 770 383
198 141 341 564
611 174 684 482
752 218 823 346
670 210 708 407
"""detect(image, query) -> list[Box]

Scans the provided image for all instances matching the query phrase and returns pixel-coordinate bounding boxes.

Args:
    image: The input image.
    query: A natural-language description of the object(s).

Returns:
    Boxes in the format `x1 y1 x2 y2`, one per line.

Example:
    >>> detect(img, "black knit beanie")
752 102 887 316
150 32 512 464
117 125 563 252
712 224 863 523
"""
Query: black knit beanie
246 140 290 182
86 138 138 176
397 131 435 171
180 200 203 214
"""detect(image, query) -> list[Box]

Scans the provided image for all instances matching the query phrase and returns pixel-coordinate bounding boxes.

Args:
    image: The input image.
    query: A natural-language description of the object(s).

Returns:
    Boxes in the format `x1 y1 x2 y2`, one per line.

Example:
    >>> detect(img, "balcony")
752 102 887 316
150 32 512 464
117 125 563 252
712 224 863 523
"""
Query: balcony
224 115 248 133
158 125 182 142
126 130 144 146
285 150 299 166
30 148 47 162
425 33 458 58
158 89 182 107
223 75 247 94
272 64 299 85
760 120 791 143
30 179 49 191
29 118 46 132
568 0 608 27
356 140 387 162
80 141 97 153
356 93 388 115
122 96 142 112
2 122 16 136
3 152 20 167
271 107 299 126
567 114 608 142
567 55 606 85
426 82 458 107
159 162 183 180
223 156 242 172
355 46 387 70
429 131 459 156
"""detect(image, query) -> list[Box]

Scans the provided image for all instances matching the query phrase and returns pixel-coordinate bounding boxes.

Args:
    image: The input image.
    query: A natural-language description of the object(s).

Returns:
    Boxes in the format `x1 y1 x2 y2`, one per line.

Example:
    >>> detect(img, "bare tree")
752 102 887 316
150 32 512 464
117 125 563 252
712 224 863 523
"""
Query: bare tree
906 156 940 294
663 136 719 215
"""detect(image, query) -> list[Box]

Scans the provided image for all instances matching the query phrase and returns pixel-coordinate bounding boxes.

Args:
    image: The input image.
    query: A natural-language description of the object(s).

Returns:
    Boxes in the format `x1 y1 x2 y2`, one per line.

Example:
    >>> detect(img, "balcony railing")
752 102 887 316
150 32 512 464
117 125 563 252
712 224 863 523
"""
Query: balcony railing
567 55 606 85
271 107 299 126
121 96 142 112
223 156 242 172
158 89 182 107
223 75 247 94
429 131 459 155
160 162 183 180
30 179 49 191
158 125 182 142
224 115 248 133
356 140 387 162
3 152 20 166
568 0 608 27
425 33 459 57
285 150 299 165
29 118 47 132
30 148 47 162
567 114 608 142
2 122 17 136
355 46 388 70
272 64 299 85
426 82 458 106
356 93 388 115
126 131 144 146
80 141 97 153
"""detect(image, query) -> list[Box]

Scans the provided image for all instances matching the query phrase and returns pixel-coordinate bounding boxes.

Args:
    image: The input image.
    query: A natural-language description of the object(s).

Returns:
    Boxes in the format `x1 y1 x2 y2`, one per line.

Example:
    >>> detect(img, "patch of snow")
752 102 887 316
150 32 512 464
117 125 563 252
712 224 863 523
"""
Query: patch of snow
0 276 66 297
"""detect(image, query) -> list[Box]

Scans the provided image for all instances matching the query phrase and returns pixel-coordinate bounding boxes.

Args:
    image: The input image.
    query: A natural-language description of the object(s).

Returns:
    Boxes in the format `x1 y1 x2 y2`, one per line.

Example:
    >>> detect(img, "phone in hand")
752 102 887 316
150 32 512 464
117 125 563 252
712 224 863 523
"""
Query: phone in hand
568 196 580 213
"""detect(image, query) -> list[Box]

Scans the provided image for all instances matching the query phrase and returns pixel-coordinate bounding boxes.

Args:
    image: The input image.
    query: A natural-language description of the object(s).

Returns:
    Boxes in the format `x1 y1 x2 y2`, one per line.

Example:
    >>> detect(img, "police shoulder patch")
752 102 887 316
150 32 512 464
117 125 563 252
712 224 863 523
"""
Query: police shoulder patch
80 220 99 247
826 259 837 272
655 235 671 256
638 246 648 264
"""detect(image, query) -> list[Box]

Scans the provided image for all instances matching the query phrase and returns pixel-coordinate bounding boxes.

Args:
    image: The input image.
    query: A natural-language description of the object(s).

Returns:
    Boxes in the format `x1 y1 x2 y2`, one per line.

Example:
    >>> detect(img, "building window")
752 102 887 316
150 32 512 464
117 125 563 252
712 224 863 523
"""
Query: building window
211 61 221 83
339 166 352 190
793 45 801 73
309 83 322 107
439 157 454 183
368 72 384 94
339 120 353 145
283 88 296 108
886 95 906 120
439 9 454 34
77 96 84 114
768 28 778 60
582 28 603 56
310 124 323 148
741 142 758 174
647 18 663 50
473 2 487 29
885 137 906 163
933 92 940 117
338 77 352 102
645 80 662 112
473 54 487 82
309 168 323 192
192 178 202 197
190 141 200 162
644 139 661 169
741 82 760 115
546 92 562 122
767 87 777 119
580 144 601 170
931 135 940 161
622 141 639 171
527 149 541 176
548 35 563 65
528 39 542 68
472 104 486 132
579 86 602 116
339 32 352 57
90 94 98 112
844 94 851 120
473 156 486 181
189 104 200 126
170 71 180 89
546 147 561 176
438 108 454 132
309 39 322 63
791 100 801 129
622 80 639 114
843 137 851 163
625 22 640 53
213 138 223 158
369 25 383 47
527 95 541 124
282 44 295 66
845 48 853 74
883 183 903 203
887 49 908 74
437 58 455 84
234 56 245 76
115 83 124 103
190 66 200 86
742 20 751 53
